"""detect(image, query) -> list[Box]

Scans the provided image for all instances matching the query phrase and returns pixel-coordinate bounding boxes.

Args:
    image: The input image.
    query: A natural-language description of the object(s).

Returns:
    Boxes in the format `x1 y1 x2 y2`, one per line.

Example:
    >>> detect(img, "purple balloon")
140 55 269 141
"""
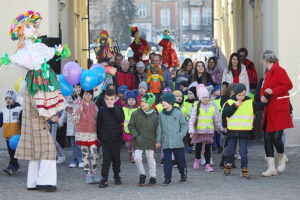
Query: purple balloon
90 63 104 70
63 62 82 85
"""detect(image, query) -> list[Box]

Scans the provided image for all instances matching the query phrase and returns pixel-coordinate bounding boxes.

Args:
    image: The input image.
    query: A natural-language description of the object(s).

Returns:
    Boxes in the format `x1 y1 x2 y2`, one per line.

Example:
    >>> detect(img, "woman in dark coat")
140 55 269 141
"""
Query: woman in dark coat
260 50 293 177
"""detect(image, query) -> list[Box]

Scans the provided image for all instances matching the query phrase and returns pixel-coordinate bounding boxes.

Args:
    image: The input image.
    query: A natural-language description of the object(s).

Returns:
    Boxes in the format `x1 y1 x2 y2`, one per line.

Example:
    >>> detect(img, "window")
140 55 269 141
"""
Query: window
160 8 170 27
191 8 200 30
138 4 147 18
203 8 212 25
182 8 189 26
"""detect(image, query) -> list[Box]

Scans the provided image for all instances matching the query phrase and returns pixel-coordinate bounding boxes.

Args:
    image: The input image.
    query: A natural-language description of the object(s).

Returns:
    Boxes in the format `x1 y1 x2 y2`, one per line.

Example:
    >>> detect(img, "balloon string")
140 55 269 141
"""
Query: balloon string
93 77 109 103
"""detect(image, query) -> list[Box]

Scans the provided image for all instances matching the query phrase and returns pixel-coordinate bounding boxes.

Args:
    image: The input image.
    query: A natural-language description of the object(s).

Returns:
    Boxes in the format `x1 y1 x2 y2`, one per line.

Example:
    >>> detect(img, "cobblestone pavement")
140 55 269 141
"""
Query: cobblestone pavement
0 141 299 200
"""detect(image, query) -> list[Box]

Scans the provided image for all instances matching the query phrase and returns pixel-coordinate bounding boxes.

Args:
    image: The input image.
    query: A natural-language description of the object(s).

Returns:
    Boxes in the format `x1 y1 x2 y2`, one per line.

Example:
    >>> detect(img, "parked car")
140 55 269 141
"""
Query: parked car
183 40 212 52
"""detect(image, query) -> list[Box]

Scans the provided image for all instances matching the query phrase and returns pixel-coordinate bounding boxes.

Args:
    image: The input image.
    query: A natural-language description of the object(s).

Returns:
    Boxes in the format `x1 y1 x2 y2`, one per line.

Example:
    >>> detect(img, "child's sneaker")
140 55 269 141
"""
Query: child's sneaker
69 163 77 168
98 178 108 188
193 159 200 169
92 173 101 183
3 168 13 176
148 177 157 186
85 174 95 184
56 156 66 164
180 176 187 184
163 178 171 186
114 176 122 185
205 164 214 172
78 162 84 168
139 174 146 186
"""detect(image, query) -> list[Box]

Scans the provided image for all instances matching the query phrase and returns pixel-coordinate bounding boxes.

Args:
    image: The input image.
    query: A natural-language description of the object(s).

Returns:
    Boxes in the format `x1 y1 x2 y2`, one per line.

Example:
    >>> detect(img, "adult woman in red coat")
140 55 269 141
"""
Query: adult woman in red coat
260 50 293 177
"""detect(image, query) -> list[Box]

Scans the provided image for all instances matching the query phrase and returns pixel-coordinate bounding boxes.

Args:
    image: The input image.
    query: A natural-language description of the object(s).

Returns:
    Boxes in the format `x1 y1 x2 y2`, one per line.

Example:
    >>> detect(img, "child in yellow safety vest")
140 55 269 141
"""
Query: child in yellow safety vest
122 90 138 163
173 90 192 120
222 83 254 180
189 84 224 172
211 85 223 153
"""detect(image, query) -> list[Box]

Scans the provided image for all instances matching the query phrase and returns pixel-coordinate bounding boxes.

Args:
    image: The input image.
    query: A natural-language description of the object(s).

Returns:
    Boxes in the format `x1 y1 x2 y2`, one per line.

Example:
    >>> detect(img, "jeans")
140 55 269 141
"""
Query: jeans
227 137 248 168
212 131 221 148
163 148 187 179
69 136 83 164
264 130 284 157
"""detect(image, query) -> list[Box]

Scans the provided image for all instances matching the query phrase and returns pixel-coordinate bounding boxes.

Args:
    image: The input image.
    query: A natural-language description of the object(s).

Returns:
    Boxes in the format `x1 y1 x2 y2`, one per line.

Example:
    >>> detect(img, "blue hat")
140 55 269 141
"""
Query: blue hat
117 85 128 94
211 85 221 95
125 90 139 101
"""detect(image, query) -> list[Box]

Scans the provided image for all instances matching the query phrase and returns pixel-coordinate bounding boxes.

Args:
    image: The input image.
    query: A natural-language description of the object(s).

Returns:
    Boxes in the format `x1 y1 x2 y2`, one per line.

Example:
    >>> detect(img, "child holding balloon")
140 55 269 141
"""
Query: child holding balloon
0 90 22 175
72 90 100 184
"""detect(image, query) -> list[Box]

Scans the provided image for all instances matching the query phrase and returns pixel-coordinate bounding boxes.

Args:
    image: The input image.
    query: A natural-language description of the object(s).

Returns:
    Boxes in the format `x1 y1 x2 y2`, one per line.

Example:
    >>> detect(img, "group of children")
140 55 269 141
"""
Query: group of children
0 78 255 188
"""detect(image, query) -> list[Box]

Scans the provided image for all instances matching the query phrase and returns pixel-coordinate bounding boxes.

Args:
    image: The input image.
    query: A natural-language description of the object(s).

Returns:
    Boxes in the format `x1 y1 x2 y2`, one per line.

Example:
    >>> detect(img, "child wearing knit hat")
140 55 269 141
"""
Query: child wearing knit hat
210 85 222 153
122 90 139 163
156 93 188 185
128 93 158 186
188 84 224 172
1 90 22 175
222 83 254 179
137 81 148 106
116 85 128 107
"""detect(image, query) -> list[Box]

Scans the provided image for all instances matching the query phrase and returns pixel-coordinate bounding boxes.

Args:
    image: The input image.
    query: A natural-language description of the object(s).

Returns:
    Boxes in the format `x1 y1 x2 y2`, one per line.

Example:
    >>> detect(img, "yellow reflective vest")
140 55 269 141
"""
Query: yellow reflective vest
226 99 254 131
195 105 215 130
213 98 221 111
123 107 137 133
156 103 163 113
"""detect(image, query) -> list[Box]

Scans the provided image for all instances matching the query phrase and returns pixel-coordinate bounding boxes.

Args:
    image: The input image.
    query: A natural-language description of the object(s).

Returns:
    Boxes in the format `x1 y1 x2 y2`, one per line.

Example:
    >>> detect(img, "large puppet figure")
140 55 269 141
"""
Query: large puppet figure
95 30 115 63
158 30 179 70
146 65 164 95
129 26 151 64
0 11 70 192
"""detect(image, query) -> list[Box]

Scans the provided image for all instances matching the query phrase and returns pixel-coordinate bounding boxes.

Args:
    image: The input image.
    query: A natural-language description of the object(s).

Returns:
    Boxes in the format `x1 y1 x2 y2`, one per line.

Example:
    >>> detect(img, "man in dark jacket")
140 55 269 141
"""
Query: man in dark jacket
97 89 125 188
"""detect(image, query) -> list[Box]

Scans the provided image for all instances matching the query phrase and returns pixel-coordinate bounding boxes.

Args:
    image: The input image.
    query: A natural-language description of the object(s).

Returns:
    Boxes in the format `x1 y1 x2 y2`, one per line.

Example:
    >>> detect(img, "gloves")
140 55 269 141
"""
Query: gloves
55 44 71 61
0 54 11 66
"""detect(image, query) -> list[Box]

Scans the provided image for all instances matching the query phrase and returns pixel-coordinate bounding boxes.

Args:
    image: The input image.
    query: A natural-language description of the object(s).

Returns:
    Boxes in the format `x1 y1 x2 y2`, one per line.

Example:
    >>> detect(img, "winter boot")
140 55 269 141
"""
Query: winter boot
193 159 201 169
240 168 251 180
219 156 226 168
139 174 146 186
277 153 287 173
148 177 157 186
224 163 232 176
262 157 278 177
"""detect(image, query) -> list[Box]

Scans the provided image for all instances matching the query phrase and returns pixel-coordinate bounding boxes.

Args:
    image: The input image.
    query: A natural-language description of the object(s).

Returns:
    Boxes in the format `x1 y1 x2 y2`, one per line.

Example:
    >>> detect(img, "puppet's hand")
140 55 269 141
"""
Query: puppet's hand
0 54 11 66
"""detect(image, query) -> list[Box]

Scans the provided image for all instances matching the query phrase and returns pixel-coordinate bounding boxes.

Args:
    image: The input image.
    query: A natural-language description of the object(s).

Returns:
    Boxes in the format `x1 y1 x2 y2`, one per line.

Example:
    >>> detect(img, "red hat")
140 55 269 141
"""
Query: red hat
100 30 109 39
130 26 139 37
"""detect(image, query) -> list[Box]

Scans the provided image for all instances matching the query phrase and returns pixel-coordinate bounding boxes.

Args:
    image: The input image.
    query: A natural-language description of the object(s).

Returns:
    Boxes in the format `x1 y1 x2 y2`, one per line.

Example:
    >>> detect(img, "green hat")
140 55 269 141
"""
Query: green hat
141 93 156 107
162 93 176 105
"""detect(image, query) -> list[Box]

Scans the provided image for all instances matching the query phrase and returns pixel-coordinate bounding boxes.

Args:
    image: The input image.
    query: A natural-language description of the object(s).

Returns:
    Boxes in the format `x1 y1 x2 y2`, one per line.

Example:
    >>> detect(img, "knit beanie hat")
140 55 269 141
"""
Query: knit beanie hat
117 85 128 94
138 81 148 91
162 93 176 105
125 90 139 101
162 87 172 93
173 90 182 97
136 61 145 69
196 84 209 100
211 85 221 95
141 93 156 107
233 83 246 95
5 90 16 101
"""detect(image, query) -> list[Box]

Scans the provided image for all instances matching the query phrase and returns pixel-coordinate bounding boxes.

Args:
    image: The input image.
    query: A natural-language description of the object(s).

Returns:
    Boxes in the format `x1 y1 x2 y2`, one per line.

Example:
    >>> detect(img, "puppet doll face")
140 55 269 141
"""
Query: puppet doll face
23 24 37 39
134 31 140 39
100 38 107 45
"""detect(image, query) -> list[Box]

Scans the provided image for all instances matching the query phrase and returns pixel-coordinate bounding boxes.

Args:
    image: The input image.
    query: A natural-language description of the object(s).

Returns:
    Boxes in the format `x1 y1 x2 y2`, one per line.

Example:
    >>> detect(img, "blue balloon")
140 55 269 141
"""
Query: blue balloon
80 70 98 91
58 74 74 96
9 135 20 150
92 66 106 85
